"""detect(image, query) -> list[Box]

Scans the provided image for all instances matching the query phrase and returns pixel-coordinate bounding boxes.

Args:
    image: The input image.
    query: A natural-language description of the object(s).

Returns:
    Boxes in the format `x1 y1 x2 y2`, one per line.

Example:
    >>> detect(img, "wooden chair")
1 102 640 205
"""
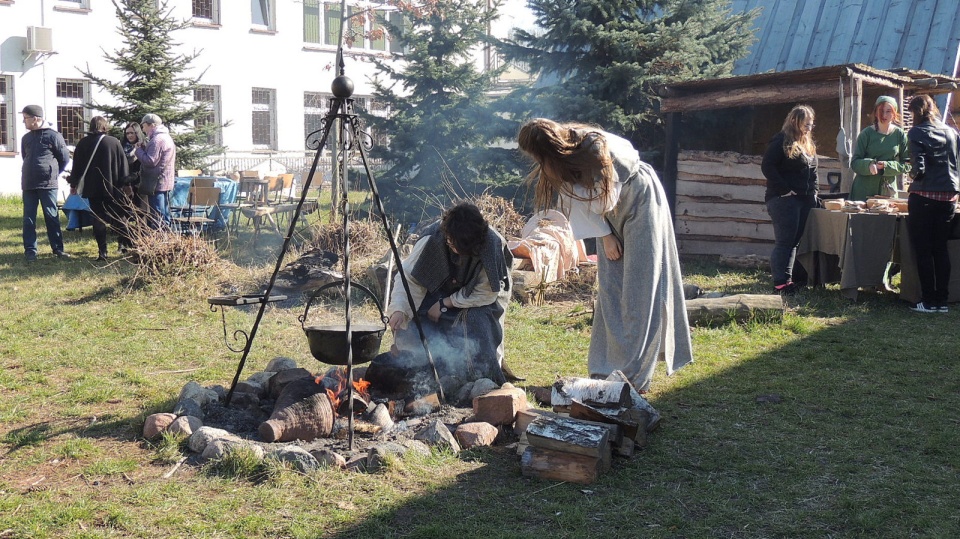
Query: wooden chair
191 177 216 189
171 186 221 235
178 169 203 178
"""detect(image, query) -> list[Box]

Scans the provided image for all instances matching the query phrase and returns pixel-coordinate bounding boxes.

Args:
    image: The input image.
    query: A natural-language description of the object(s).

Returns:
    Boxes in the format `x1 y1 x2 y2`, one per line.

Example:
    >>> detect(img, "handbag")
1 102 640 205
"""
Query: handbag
75 134 105 197
138 167 161 196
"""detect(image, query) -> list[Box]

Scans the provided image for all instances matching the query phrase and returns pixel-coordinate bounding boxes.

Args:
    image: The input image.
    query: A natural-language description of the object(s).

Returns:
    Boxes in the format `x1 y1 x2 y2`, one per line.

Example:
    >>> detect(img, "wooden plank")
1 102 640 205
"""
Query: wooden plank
660 81 838 113
678 173 766 187
675 219 775 242
678 150 763 165
677 160 766 181
678 238 773 258
676 200 769 221
570 400 639 442
551 377 631 409
676 180 766 203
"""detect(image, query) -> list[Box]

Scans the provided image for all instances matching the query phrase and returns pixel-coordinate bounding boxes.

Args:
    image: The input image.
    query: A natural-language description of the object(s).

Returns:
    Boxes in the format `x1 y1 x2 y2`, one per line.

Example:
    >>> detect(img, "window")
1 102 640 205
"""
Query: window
251 88 276 149
388 12 409 54
307 2 402 50
251 0 274 30
304 91 331 151
0 76 12 152
56 79 89 145
324 2 343 46
55 0 89 9
194 85 222 145
192 0 219 24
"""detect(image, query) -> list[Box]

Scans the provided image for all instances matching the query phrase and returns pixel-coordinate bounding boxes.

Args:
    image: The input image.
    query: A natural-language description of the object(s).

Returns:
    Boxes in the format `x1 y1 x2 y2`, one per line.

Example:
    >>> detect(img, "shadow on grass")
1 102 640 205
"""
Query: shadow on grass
317 289 960 538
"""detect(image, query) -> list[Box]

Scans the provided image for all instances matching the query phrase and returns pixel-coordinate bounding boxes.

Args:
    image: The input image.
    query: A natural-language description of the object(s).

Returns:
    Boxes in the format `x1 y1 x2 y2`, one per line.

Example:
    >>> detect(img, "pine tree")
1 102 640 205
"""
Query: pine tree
500 0 758 152
363 0 517 220
78 0 224 169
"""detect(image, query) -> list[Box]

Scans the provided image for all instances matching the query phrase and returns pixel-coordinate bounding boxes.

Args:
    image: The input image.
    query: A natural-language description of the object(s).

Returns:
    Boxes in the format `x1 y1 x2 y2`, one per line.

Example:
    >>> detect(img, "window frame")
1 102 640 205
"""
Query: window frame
193 85 222 146
251 87 277 150
54 0 90 11
55 78 90 146
251 0 276 32
0 75 14 153
192 0 220 25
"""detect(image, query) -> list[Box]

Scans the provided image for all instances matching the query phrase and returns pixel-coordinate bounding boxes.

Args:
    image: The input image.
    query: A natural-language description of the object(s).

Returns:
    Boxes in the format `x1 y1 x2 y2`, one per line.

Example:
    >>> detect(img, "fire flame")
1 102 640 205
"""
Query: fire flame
314 368 370 413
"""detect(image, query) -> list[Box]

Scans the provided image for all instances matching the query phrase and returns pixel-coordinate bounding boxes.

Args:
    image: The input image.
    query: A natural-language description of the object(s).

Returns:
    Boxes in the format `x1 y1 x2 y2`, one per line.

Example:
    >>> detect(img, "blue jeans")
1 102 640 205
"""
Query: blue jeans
766 194 816 285
146 191 171 229
22 188 64 256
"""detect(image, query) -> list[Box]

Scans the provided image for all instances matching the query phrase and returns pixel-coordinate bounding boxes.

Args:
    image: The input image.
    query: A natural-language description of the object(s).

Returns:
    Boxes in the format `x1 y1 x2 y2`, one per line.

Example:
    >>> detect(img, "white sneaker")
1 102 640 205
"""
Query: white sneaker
911 302 939 313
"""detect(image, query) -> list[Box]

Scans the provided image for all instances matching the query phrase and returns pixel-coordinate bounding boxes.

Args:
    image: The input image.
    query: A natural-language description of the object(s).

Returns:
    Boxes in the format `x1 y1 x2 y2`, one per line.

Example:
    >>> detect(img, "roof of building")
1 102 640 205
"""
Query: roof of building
729 0 960 77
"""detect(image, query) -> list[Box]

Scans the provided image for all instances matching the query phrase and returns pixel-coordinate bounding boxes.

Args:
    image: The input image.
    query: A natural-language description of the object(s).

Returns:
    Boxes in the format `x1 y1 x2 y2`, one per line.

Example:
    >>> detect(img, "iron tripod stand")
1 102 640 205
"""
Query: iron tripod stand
223 73 444 451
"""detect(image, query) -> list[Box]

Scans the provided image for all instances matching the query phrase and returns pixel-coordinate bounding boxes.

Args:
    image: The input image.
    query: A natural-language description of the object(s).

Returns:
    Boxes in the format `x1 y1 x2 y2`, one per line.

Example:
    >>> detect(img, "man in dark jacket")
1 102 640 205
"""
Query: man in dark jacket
20 105 70 261
70 116 131 261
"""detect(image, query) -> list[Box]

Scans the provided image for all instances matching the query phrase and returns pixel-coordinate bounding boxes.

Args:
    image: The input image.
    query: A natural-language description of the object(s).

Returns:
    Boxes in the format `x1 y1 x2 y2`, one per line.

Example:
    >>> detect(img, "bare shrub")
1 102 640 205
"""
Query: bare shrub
125 208 232 286
310 217 389 261
470 193 526 239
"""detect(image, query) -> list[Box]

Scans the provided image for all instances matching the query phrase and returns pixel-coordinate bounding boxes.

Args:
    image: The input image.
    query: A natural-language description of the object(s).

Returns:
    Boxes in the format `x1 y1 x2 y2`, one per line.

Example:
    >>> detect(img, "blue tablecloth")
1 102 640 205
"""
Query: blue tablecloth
62 194 93 230
170 177 239 230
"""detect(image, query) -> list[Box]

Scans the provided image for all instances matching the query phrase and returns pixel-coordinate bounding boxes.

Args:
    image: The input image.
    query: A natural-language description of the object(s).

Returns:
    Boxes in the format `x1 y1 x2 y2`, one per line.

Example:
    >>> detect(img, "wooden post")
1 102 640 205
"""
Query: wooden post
663 111 681 218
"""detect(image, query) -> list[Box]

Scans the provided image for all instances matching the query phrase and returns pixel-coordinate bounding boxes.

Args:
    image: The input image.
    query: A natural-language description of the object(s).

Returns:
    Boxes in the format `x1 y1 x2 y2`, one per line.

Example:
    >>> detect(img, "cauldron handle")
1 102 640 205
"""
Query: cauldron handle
299 280 388 330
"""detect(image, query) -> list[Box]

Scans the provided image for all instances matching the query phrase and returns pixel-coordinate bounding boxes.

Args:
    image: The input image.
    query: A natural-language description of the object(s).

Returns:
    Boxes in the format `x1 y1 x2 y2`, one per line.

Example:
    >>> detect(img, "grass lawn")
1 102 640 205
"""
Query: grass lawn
1 194 959 538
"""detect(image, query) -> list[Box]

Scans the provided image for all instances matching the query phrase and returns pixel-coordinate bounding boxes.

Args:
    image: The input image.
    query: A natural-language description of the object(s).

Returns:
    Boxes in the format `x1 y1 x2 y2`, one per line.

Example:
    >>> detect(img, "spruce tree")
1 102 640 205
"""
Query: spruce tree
78 0 223 169
500 0 758 153
364 0 517 220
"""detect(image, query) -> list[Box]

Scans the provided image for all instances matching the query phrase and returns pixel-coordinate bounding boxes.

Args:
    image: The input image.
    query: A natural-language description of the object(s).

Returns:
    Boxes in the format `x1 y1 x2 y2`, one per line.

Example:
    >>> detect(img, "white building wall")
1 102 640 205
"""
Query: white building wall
0 0 398 195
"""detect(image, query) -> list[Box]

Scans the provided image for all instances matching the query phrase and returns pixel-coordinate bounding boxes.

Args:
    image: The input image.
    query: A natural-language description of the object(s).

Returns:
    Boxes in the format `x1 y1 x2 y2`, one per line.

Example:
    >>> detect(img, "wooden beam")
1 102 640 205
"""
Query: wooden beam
660 82 838 113
663 112 681 217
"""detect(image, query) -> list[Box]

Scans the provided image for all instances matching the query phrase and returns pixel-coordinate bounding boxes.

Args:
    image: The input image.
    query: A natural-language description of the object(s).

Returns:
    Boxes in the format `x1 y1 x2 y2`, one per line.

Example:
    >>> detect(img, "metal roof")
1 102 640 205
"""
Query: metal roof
729 0 960 77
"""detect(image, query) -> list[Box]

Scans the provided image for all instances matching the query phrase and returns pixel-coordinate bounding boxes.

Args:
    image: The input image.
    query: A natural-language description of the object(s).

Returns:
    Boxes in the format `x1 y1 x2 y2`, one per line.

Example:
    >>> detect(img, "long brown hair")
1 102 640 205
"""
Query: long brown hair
517 118 615 213
908 94 941 124
781 105 816 159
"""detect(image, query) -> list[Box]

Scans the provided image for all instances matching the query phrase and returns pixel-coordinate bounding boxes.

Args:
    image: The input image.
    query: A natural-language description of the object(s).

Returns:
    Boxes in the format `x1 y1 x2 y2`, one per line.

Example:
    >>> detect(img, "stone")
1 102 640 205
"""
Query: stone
247 370 276 386
143 413 176 439
309 448 347 469
345 453 367 472
267 368 314 400
400 439 432 457
454 422 499 449
455 381 475 406
230 391 261 412
472 386 528 426
233 380 265 398
265 357 298 372
469 378 499 401
178 381 219 407
188 426 236 454
168 415 202 437
173 398 203 420
414 419 460 454
366 442 408 471
267 446 320 473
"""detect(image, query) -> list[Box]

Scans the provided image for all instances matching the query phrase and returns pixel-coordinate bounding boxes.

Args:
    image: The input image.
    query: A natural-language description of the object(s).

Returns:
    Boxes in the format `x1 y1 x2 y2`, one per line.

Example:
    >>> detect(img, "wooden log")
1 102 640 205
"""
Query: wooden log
521 446 601 484
675 218 775 242
525 415 612 472
570 400 639 442
675 180 766 202
404 393 441 416
685 294 785 326
660 81 838 113
677 238 773 258
675 200 769 221
514 408 563 436
677 160 766 181
551 377 631 409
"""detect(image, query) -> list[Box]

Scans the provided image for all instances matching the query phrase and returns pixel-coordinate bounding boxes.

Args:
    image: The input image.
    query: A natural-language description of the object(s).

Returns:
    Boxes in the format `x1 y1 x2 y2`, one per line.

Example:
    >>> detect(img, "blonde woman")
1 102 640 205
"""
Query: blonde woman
517 118 692 392
850 96 910 200
761 105 819 294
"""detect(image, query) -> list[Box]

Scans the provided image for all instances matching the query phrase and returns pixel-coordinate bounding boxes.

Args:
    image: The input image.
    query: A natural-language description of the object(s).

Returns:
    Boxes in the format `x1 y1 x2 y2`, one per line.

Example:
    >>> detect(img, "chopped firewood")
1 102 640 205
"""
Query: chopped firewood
514 408 563 436
570 400 640 441
521 446 601 484
551 377 631 409
367 403 394 431
526 415 612 472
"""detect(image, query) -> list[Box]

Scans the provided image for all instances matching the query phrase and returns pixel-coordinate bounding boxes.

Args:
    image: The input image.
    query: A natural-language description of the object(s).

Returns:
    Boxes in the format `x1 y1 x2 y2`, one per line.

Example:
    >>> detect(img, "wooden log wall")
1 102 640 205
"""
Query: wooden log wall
675 150 840 258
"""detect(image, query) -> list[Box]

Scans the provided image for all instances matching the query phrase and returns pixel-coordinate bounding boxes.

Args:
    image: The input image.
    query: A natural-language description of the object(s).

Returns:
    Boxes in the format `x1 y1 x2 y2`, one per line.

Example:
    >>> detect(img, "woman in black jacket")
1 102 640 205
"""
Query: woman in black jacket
905 94 960 313
70 116 130 261
761 105 819 294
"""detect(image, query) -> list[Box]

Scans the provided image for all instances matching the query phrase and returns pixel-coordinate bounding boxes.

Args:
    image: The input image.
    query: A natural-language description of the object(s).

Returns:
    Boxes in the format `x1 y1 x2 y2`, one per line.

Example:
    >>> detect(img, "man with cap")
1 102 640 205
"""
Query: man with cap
850 95 911 200
20 105 71 260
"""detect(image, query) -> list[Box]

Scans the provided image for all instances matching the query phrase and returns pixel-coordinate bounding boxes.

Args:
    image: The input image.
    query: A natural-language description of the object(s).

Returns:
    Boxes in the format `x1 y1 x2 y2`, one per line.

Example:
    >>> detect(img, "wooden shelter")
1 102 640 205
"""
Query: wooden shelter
658 63 960 258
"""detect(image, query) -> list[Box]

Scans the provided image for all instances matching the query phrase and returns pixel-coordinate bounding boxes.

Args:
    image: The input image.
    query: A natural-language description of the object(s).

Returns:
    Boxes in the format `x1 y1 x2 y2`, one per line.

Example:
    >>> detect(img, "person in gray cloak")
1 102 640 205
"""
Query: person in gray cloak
378 202 513 392
518 118 693 392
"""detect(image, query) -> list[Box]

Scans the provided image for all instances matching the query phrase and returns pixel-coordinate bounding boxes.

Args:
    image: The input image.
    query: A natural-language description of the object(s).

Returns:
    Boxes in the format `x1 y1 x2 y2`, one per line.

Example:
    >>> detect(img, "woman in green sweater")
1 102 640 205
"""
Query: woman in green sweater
850 95 910 200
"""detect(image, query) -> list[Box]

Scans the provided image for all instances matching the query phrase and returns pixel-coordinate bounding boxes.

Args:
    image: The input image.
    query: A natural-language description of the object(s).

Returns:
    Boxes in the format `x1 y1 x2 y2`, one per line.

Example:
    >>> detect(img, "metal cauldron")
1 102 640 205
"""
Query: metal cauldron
299 281 387 365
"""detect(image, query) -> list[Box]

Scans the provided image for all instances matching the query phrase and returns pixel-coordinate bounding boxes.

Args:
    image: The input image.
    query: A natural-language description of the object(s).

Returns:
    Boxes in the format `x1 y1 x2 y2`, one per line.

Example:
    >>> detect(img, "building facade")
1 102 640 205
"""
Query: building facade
0 0 418 195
